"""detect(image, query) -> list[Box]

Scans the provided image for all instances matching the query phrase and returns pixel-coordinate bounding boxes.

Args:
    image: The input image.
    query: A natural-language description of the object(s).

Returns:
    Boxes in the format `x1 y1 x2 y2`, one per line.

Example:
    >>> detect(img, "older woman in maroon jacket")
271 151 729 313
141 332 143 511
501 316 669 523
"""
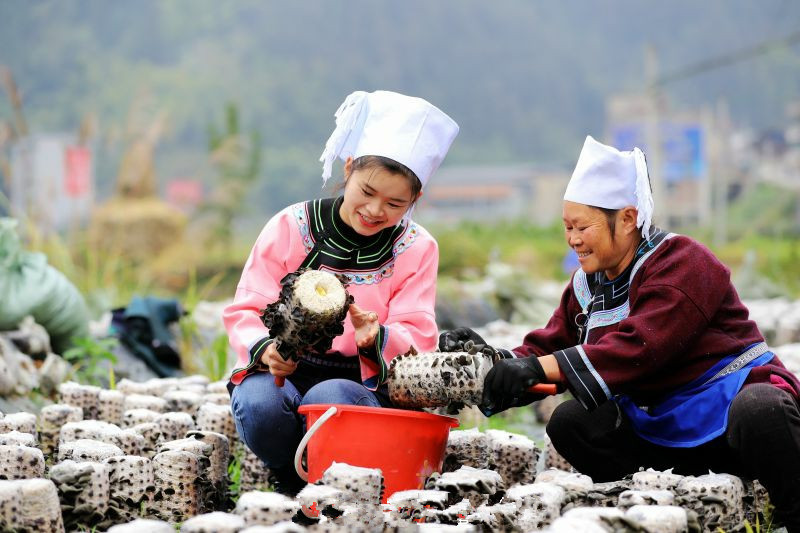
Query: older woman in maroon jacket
441 136 800 531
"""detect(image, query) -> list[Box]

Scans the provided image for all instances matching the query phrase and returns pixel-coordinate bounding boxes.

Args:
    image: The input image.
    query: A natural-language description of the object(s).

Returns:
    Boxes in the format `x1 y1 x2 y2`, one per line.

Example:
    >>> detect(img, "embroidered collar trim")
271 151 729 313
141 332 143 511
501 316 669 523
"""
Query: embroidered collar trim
573 228 672 339
292 197 419 285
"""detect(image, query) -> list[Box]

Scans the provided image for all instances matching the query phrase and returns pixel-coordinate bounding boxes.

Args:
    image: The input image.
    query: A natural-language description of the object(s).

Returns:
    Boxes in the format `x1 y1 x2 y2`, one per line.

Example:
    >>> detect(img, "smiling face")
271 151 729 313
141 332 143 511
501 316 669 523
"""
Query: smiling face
562 200 642 279
338 159 419 236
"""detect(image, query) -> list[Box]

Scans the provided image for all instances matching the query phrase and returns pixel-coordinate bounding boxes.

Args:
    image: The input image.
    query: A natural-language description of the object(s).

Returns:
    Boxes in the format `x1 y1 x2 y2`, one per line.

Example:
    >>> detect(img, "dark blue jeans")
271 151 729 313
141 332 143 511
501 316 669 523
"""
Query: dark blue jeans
230 367 385 472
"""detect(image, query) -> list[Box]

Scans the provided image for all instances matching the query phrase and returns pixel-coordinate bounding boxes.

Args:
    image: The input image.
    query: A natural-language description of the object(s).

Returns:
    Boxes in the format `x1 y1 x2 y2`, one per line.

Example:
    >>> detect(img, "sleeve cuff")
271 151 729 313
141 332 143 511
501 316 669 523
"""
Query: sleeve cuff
229 336 273 385
359 325 389 388
552 345 612 410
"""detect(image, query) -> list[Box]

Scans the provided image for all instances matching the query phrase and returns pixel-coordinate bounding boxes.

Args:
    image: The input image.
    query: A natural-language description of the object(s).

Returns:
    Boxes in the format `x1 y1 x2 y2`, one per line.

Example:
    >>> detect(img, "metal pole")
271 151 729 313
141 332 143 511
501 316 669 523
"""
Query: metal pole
644 45 667 228
712 99 730 247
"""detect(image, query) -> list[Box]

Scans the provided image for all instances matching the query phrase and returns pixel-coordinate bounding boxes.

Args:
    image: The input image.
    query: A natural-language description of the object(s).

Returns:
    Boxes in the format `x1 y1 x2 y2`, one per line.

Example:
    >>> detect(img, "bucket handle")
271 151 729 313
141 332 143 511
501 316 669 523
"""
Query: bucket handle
295 405 338 481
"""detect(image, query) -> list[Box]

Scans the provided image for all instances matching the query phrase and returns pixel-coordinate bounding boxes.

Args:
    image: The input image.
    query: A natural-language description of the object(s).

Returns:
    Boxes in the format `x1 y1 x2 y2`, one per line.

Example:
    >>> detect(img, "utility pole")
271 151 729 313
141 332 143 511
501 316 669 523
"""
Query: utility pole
786 101 800 234
698 106 714 228
0 66 26 196
651 30 800 242
712 99 731 247
644 45 667 227
0 66 28 137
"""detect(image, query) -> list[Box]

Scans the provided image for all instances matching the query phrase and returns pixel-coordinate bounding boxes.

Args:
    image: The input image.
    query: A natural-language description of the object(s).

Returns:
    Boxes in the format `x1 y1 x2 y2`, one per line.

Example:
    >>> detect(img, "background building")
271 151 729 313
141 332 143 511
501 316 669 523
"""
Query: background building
9 135 94 233
418 164 569 226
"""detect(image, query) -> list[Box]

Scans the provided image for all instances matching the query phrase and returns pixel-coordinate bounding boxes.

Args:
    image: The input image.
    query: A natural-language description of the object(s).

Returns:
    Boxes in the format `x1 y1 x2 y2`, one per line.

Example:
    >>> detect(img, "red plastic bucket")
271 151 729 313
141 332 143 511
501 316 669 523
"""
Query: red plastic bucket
296 404 459 502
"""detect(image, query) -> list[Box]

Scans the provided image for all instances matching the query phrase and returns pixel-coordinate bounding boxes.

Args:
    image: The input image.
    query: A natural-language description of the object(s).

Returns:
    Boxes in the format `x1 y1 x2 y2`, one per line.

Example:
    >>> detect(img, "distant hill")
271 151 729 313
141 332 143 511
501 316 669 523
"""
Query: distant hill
1 0 799 215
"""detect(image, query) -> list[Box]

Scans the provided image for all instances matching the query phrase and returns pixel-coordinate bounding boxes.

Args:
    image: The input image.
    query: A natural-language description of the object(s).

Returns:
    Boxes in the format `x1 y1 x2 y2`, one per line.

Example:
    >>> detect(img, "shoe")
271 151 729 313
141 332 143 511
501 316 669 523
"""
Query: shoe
268 465 306 497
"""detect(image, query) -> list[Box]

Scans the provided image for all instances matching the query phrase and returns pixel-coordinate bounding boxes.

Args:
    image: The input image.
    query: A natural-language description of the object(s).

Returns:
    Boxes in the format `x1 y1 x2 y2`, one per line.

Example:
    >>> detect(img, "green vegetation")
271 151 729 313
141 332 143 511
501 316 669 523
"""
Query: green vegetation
432 218 800 298
177 267 231 377
195 333 233 383
62 337 119 387
432 220 571 282
457 405 545 448
23 225 158 319
714 235 800 297
227 445 244 505
743 508 775 533
747 489 776 533
201 103 263 252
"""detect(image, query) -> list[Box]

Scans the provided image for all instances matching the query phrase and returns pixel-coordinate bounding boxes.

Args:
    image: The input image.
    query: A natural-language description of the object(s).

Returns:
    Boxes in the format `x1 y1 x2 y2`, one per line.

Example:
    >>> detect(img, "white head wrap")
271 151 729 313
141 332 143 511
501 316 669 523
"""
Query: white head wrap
563 135 655 240
319 90 459 189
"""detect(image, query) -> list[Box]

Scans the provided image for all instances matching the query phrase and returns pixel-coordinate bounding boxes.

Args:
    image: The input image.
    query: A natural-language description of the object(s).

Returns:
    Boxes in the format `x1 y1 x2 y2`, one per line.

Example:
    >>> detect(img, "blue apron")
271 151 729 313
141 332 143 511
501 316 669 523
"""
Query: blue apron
615 342 773 448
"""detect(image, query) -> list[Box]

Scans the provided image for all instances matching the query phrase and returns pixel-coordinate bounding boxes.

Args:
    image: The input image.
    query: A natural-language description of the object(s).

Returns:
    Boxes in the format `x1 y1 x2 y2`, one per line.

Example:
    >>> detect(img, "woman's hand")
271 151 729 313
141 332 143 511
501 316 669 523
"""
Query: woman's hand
481 355 547 412
261 342 298 378
348 303 380 349
438 327 488 352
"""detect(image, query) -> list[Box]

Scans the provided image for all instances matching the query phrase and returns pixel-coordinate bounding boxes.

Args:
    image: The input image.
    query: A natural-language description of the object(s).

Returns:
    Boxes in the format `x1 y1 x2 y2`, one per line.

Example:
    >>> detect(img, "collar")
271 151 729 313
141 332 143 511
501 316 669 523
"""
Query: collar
325 196 404 249
588 227 666 312
299 197 410 275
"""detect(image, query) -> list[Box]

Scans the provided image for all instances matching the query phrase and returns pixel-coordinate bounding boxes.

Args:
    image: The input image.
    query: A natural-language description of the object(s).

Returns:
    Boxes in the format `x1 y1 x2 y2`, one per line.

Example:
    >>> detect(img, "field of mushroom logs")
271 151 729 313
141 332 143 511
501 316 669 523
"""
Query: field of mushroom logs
0 376 771 533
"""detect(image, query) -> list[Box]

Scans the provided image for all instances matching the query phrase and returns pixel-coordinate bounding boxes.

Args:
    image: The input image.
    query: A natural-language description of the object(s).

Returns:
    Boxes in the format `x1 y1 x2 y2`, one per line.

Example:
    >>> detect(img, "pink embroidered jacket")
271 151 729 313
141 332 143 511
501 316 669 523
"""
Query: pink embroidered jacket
224 197 439 390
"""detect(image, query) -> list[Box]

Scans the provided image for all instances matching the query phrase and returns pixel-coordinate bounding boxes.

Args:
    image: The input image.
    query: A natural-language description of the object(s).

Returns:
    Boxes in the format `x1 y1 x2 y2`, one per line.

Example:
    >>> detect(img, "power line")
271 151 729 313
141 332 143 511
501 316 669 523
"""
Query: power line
656 29 800 86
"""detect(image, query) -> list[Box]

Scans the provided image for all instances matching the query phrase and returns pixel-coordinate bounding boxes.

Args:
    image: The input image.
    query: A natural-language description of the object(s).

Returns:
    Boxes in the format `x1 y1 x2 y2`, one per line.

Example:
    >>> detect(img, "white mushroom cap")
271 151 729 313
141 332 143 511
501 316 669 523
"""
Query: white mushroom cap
294 270 347 315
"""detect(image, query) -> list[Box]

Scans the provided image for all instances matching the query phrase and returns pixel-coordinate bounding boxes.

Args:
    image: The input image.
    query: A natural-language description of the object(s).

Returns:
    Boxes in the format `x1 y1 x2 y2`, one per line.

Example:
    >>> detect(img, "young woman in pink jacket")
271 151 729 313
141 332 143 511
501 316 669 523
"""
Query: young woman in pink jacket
223 90 458 494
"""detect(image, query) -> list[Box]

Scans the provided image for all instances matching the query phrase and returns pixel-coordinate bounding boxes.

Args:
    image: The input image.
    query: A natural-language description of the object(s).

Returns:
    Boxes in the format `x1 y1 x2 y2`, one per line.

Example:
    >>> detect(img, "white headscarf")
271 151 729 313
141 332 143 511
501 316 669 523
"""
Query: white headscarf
563 135 655 240
319 90 459 189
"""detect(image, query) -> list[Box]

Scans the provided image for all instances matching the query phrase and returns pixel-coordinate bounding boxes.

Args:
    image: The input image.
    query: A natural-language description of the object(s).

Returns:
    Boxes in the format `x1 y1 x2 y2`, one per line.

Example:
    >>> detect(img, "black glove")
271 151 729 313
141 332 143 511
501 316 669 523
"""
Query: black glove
481 356 547 414
438 327 487 352
439 327 513 364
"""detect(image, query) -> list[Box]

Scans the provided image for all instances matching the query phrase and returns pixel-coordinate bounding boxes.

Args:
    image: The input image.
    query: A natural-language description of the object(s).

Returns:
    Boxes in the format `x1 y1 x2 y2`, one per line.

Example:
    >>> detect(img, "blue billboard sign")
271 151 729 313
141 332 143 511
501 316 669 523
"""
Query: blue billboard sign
611 123 706 184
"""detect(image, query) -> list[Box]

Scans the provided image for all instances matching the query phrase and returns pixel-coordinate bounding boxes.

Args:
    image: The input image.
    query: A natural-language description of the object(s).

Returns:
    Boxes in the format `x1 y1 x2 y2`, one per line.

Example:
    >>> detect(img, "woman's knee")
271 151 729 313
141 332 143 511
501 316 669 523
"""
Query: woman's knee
234 373 290 414
728 383 799 446
231 373 301 449
546 399 591 445
301 379 379 407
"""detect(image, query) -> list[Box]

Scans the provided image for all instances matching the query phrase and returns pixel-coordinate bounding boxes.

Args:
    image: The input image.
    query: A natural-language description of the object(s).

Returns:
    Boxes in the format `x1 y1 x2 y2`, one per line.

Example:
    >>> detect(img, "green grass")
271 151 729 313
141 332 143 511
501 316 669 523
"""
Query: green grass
227 445 244 505
431 220 571 282
62 337 119 387
432 218 800 298
25 226 158 318
456 405 545 448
